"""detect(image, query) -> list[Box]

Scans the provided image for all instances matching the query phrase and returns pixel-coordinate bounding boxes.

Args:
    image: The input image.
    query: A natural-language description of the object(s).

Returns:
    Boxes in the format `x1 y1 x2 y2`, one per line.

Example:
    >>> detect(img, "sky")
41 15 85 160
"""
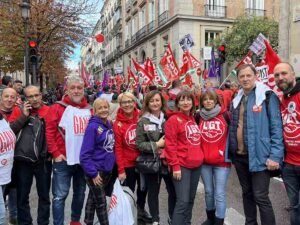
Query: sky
66 0 103 70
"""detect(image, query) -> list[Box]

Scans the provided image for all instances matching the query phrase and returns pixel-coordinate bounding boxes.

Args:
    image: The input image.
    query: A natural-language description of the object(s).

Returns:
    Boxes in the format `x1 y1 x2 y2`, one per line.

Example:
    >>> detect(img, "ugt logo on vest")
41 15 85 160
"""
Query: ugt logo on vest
200 118 224 143
185 121 201 145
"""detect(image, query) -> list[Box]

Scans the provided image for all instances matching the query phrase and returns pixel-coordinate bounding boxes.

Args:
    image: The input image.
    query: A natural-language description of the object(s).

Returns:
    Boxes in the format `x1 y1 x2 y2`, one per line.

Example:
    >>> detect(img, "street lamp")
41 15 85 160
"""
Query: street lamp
20 0 31 86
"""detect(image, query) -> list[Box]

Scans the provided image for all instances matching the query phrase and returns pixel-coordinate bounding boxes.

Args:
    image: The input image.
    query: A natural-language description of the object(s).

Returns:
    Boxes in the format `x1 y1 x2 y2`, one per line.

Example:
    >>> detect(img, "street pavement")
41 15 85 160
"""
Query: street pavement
15 167 289 225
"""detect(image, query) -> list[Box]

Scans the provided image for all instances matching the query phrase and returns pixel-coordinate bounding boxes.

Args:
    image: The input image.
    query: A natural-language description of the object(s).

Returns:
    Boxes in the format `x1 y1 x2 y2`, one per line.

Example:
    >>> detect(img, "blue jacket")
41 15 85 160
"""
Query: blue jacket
228 88 284 172
80 116 115 178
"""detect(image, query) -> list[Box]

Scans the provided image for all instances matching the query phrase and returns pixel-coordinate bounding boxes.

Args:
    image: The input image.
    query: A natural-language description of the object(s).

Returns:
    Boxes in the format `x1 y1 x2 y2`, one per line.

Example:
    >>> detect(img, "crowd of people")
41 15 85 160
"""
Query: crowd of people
0 61 299 225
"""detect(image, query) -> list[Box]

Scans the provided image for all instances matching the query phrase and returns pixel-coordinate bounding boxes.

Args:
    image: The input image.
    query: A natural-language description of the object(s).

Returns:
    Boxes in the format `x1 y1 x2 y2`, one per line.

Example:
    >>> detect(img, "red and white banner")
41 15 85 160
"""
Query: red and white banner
159 43 180 82
132 59 153 85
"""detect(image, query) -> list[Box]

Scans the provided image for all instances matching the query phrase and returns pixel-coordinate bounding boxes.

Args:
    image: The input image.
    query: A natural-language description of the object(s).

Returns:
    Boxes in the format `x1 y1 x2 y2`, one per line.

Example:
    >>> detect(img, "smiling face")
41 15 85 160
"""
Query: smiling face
120 95 135 115
274 63 296 93
148 93 162 115
25 86 42 109
67 81 84 104
237 67 256 94
0 88 17 111
178 96 193 114
202 95 216 111
94 99 110 121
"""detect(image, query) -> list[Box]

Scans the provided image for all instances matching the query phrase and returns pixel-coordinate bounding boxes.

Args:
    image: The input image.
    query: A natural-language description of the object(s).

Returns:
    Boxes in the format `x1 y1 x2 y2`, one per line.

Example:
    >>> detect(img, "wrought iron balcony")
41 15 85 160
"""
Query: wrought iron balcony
205 4 227 18
131 33 137 44
147 20 155 33
136 25 147 40
245 8 266 16
125 39 131 48
158 10 169 26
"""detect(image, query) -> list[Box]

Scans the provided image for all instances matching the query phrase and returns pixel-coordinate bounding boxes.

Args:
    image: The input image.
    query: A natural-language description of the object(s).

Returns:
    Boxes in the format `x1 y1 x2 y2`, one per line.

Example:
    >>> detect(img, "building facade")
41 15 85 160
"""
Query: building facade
92 0 279 83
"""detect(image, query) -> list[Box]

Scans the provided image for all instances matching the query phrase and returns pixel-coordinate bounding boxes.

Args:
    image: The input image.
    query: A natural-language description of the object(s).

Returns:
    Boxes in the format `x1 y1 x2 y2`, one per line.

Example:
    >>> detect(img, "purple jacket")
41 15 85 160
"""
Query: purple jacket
80 116 115 178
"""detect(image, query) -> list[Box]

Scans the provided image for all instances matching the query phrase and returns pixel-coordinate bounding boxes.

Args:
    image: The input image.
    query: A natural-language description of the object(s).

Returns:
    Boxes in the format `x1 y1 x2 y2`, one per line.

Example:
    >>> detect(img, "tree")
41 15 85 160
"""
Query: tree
213 15 279 64
0 0 100 85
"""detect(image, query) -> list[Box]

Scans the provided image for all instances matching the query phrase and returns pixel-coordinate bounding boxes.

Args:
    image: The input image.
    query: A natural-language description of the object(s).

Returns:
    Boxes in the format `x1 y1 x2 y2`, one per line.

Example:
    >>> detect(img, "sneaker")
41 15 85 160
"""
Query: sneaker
137 207 152 223
70 221 82 225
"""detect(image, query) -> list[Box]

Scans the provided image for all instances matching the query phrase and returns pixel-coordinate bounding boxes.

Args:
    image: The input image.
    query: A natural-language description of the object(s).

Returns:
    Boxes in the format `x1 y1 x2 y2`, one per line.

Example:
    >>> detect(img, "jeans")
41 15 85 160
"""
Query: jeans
234 156 275 225
200 164 231 219
15 160 52 225
52 161 86 225
282 162 300 225
172 166 201 225
0 185 5 225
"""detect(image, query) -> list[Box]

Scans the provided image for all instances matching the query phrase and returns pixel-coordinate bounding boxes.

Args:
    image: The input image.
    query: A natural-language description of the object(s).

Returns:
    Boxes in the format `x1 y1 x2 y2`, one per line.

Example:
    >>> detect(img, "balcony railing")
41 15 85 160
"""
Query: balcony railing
205 4 226 18
131 0 137 5
125 39 131 48
158 10 169 26
136 25 147 40
126 1 131 12
245 8 266 16
131 33 137 44
147 20 155 33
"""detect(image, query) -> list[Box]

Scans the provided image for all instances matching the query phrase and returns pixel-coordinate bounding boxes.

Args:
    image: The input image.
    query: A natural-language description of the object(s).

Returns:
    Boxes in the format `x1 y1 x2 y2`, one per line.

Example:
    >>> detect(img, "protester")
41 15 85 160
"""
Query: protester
228 64 284 225
109 93 119 121
113 92 152 224
0 75 13 96
165 90 204 225
9 85 52 225
80 98 115 225
98 85 114 102
45 76 92 225
167 79 182 111
0 97 16 225
195 90 231 225
12 80 24 106
136 90 176 225
274 62 300 225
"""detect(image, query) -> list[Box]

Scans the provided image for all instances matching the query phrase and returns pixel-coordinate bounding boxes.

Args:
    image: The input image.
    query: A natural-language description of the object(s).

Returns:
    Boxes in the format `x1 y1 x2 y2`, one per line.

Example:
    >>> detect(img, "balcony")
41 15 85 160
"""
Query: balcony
125 39 131 48
131 33 137 44
147 20 155 33
245 8 266 17
158 10 169 26
205 4 227 18
136 25 147 40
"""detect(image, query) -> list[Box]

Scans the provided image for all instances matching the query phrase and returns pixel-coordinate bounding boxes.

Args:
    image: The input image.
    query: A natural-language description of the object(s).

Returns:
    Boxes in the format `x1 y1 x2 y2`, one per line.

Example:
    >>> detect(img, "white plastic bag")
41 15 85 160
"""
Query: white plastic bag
108 180 134 225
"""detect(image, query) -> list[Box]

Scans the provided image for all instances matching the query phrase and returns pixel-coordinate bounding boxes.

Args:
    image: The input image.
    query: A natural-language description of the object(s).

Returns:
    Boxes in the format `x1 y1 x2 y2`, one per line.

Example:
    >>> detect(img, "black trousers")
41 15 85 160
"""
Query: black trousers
15 160 52 225
144 173 176 222
234 156 275 225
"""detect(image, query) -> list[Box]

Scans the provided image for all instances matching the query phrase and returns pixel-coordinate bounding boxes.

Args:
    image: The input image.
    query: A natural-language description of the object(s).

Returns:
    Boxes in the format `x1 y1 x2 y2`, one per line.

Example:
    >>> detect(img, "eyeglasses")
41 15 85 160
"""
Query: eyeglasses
26 94 41 100
120 100 135 105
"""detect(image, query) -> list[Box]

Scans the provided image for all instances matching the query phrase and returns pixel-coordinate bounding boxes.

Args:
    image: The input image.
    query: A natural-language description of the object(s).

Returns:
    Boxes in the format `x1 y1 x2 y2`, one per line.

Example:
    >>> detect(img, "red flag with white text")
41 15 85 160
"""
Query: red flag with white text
132 59 153 85
159 43 180 82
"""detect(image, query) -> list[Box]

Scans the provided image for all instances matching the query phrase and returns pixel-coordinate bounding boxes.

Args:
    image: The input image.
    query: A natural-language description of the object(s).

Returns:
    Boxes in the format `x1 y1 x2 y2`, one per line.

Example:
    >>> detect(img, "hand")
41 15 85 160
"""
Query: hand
156 136 165 149
54 154 66 162
92 174 103 186
118 173 126 183
22 101 32 116
173 170 181 181
266 159 280 171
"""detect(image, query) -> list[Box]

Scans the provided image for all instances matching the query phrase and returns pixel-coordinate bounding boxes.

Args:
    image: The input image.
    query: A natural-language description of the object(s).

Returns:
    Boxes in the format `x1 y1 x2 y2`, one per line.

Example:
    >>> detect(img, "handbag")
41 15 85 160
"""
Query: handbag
136 131 161 174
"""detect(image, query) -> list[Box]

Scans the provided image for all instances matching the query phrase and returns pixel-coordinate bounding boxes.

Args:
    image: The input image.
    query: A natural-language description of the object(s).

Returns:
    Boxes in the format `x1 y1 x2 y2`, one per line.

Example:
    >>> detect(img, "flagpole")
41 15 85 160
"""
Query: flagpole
218 70 236 88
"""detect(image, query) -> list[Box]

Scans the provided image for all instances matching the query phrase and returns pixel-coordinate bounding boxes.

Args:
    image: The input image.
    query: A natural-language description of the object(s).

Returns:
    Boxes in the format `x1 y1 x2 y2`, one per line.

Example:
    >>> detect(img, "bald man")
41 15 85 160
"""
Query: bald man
11 85 52 225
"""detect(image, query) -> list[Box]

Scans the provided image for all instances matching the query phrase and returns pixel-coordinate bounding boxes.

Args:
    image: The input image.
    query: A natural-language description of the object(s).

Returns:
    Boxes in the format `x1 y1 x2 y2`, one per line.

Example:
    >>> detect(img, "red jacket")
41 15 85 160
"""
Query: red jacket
45 95 89 159
198 110 231 167
165 111 203 172
281 92 300 166
113 108 140 174
0 106 22 122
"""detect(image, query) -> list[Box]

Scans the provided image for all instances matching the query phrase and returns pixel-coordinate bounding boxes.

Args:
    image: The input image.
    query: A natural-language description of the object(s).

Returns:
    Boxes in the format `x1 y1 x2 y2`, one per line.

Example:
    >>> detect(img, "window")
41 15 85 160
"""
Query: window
204 31 220 69
132 16 136 35
206 0 225 17
246 0 265 16
159 0 168 15
149 0 155 22
151 42 156 58
139 6 146 29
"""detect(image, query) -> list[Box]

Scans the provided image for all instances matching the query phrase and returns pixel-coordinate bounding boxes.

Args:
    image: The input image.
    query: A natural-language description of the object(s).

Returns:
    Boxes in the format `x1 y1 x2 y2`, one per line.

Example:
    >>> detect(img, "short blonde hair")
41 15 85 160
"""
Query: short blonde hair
93 98 110 112
117 92 136 104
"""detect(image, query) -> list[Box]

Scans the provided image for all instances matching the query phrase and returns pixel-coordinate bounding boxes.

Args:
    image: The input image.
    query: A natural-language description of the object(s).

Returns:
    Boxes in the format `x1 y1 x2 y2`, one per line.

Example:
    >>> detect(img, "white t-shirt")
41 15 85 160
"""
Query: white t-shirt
100 93 114 102
59 106 91 165
0 119 16 185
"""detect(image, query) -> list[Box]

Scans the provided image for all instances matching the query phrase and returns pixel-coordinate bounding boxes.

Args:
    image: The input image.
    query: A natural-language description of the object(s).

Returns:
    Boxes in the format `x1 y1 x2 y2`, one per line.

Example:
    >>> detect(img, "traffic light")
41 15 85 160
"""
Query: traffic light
29 39 38 64
218 44 226 64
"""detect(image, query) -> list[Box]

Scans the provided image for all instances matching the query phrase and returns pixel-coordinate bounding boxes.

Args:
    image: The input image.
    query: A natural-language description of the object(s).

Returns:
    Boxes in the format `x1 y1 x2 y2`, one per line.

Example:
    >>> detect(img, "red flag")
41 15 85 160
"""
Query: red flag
182 74 193 87
144 58 154 78
202 69 208 80
132 59 153 85
81 63 89 87
127 67 138 89
235 51 253 69
159 43 180 82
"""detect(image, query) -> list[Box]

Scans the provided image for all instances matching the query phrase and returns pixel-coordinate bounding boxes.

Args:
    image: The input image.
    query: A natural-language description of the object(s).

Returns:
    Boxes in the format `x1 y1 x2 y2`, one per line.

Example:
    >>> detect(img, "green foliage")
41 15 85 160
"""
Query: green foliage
214 15 278 64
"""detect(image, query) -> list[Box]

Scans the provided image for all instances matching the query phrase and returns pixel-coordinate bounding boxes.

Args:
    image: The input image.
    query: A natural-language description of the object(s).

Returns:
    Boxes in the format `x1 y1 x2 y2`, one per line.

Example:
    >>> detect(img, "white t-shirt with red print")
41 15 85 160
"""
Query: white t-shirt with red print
59 105 91 165
0 119 16 185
